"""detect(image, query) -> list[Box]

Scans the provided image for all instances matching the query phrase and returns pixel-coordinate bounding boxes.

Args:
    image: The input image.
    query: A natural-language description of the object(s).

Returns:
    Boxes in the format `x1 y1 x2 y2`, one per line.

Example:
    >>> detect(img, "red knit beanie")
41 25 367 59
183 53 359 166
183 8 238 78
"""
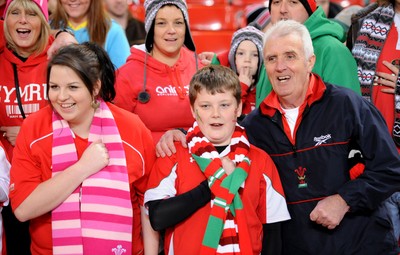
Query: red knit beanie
4 0 48 21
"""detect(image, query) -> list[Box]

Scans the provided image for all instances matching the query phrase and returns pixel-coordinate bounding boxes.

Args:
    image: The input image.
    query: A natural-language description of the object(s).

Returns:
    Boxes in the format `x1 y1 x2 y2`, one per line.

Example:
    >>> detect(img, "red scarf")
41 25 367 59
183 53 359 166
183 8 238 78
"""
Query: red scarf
187 121 253 254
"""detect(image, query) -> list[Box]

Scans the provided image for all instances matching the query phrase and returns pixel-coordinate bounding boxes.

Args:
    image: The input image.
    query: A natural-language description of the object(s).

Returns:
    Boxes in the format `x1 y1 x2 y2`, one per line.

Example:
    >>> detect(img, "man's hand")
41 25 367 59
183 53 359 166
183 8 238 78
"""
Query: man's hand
156 129 187 157
309 194 350 230
47 31 78 59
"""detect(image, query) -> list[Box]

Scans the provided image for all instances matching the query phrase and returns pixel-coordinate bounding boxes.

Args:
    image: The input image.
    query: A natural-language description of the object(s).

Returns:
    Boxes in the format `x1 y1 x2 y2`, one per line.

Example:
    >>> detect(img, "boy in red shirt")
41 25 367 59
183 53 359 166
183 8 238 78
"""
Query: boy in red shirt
145 65 290 254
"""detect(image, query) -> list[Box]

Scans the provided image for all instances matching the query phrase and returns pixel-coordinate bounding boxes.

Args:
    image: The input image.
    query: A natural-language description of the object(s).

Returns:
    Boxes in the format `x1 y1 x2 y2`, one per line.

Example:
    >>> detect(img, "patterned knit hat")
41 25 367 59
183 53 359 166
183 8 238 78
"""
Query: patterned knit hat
269 0 316 16
245 4 270 30
4 0 48 21
144 0 195 52
228 26 264 80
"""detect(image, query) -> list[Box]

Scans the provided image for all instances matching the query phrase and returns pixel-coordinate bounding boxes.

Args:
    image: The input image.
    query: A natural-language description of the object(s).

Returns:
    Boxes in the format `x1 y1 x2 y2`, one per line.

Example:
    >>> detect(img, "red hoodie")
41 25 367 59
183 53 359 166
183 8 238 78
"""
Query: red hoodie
0 37 53 159
0 20 4 53
114 45 202 143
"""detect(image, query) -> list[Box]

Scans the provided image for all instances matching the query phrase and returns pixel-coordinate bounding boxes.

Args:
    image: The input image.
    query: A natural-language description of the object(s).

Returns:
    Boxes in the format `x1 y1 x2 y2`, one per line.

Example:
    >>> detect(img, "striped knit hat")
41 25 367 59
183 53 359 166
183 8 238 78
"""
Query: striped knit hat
144 0 195 52
269 0 317 16
228 26 264 80
245 4 270 30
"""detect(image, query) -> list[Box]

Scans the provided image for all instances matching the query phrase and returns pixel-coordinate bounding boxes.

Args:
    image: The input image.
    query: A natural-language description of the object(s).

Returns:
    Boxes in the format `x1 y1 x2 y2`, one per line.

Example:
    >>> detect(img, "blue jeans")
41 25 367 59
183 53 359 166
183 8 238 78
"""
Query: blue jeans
382 192 400 244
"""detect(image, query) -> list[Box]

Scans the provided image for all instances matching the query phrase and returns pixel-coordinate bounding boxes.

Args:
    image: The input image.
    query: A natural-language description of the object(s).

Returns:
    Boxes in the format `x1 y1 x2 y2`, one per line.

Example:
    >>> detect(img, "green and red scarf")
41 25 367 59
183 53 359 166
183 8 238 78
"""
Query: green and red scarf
187 121 253 254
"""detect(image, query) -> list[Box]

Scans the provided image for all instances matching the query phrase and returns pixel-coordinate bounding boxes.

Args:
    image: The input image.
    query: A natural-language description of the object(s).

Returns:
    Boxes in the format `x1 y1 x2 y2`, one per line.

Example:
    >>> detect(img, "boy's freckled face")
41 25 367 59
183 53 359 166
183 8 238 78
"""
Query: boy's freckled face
191 89 242 146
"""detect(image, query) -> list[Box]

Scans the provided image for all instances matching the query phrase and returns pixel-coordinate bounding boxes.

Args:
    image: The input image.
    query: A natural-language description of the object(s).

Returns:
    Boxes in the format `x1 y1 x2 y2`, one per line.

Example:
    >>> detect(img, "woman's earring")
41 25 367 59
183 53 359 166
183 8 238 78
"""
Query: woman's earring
91 99 100 109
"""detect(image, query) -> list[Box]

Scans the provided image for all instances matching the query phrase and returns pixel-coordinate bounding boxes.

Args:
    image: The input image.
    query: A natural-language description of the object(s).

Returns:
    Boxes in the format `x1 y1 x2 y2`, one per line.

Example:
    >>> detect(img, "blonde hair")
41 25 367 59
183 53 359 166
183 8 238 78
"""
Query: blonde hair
51 0 110 46
4 0 50 56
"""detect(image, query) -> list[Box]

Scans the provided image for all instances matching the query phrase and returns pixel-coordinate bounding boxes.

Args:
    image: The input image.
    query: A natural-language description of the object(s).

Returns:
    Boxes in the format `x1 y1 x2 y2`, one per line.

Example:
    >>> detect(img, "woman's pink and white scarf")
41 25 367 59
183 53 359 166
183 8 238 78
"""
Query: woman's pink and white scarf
51 100 133 255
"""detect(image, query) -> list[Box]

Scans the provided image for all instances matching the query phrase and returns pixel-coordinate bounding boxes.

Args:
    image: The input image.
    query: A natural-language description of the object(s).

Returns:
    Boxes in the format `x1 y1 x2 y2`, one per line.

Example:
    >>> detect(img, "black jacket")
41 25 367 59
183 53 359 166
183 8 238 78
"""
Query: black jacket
242 74 400 254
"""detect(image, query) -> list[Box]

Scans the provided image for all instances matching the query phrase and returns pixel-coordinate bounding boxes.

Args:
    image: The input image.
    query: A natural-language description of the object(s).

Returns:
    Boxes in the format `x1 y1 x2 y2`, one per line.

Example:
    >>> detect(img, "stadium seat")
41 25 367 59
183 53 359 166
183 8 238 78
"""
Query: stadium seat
186 0 226 6
230 0 268 7
129 3 244 31
129 3 145 22
191 30 234 54
330 0 367 8
188 4 244 30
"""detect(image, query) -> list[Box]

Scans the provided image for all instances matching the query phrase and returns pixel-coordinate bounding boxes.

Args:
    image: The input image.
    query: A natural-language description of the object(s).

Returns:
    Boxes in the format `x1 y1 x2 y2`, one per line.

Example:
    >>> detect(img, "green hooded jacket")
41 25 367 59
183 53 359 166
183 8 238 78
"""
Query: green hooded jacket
256 7 361 107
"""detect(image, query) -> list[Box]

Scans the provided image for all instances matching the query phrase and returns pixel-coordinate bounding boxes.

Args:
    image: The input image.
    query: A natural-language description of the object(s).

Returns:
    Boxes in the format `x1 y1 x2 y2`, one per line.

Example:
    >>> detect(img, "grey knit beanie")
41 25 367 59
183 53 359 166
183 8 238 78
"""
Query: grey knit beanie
228 26 264 80
144 0 195 52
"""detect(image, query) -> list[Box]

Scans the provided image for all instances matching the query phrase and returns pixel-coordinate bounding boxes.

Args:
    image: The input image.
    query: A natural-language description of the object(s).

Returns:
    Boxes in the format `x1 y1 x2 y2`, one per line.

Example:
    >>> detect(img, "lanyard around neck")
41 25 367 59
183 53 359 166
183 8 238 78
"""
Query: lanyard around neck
12 63 26 119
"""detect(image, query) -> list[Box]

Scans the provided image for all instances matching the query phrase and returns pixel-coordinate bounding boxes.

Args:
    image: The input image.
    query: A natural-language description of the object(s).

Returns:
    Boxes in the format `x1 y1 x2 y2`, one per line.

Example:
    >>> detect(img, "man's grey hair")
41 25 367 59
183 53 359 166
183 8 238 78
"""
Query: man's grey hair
263 20 314 59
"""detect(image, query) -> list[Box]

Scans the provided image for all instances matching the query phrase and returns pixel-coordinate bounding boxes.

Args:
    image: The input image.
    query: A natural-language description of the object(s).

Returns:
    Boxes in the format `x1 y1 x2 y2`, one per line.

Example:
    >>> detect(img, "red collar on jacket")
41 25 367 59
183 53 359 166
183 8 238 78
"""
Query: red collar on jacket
259 74 326 143
260 73 326 117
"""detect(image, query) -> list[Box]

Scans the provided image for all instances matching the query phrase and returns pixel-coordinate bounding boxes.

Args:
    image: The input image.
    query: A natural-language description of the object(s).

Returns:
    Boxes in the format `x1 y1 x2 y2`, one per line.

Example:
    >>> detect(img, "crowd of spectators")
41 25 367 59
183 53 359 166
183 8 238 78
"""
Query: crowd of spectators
0 0 398 254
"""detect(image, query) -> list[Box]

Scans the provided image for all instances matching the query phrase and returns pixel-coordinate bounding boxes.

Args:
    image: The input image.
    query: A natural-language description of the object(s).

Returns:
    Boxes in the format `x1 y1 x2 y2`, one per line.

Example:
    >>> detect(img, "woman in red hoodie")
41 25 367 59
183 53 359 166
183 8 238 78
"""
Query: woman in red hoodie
0 0 74 253
114 0 203 143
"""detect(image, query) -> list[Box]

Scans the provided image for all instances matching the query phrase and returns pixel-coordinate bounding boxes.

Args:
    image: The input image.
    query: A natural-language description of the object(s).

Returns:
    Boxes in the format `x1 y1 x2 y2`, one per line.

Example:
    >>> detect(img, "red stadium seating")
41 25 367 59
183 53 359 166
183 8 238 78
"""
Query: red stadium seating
230 0 267 7
129 3 244 31
186 0 226 5
128 2 239 54
330 0 368 8
188 4 244 31
129 4 145 22
191 30 234 54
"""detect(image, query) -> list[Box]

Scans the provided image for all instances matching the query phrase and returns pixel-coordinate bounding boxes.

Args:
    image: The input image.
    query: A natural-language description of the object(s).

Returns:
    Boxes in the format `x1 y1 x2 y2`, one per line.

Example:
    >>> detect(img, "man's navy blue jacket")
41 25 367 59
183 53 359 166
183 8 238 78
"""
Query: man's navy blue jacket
242 74 400 255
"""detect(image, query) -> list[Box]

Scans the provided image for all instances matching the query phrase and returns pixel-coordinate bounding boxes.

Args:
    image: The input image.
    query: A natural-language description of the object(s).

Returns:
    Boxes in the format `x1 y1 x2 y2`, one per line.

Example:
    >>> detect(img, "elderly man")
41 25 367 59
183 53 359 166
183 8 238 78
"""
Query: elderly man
242 20 400 254
255 0 360 106
155 19 400 255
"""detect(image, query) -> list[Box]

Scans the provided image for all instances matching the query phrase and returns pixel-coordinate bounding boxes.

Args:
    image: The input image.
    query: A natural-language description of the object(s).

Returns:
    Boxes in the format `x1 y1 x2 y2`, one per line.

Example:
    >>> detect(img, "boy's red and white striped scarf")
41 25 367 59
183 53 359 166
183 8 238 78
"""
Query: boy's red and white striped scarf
51 100 133 255
187 121 253 254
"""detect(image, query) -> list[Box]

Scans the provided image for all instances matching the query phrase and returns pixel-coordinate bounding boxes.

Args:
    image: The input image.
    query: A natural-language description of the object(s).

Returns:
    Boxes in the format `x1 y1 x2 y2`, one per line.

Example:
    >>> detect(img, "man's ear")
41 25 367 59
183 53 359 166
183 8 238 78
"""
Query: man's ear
307 54 316 73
